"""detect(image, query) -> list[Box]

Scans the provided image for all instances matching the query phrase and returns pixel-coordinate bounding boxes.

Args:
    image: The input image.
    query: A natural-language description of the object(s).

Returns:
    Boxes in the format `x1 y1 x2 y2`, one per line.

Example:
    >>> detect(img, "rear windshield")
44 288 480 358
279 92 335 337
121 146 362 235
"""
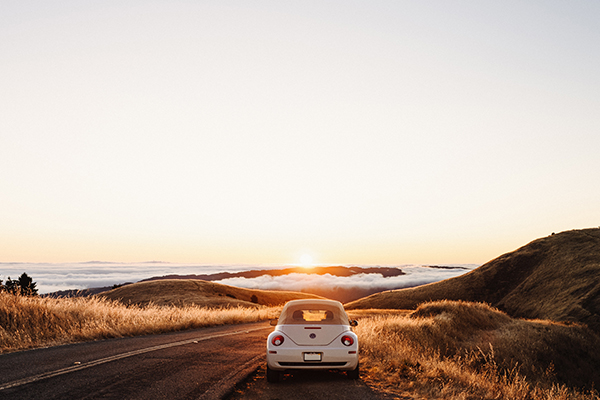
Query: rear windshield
279 304 349 325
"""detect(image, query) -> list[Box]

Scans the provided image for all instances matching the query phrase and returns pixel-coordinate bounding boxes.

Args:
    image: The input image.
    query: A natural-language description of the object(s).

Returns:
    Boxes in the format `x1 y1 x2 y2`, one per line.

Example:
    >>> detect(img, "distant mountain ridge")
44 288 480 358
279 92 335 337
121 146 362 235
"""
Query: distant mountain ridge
43 266 407 301
346 228 600 332
140 265 405 282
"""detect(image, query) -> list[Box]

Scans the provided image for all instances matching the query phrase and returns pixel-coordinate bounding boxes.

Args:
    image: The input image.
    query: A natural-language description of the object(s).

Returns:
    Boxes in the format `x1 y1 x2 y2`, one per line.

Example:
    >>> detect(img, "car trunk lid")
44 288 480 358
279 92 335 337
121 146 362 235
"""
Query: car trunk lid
283 325 346 346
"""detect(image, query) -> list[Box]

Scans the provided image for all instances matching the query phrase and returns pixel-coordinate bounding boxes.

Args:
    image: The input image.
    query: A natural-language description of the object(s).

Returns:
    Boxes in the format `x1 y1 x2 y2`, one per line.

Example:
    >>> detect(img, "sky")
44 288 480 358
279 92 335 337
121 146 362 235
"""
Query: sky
1 1 599 266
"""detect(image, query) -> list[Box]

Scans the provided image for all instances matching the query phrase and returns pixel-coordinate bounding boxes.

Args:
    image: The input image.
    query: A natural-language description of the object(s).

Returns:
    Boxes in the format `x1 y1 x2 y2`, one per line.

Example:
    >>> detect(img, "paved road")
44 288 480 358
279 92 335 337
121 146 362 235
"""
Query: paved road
0 322 271 400
227 364 396 400
1 322 397 400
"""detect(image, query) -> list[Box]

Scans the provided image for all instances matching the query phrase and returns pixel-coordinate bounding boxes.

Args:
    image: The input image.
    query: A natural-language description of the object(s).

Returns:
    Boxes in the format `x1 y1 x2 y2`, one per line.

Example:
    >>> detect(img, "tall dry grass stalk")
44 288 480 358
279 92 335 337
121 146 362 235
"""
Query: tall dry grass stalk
0 292 279 353
354 300 600 400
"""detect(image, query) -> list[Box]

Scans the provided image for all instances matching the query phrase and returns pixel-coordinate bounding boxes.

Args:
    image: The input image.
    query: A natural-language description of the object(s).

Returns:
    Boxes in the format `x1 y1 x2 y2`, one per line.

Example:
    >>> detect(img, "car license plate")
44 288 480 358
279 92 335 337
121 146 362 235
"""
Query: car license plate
304 352 322 361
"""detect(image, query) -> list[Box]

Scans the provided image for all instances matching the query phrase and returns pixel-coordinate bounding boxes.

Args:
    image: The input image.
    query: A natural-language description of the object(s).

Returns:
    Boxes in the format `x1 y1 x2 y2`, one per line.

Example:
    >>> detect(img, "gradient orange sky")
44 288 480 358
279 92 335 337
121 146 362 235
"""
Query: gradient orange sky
1 1 599 265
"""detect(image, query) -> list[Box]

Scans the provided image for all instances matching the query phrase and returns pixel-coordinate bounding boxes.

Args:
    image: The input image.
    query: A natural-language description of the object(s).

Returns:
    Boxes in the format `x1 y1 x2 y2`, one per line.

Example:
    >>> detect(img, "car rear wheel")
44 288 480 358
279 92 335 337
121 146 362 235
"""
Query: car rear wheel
347 362 359 380
266 365 281 383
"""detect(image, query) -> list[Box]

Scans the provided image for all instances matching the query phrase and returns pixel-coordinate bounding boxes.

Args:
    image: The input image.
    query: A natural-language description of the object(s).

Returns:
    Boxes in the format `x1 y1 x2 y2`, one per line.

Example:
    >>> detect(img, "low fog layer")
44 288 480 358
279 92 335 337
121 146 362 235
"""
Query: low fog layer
1 262 476 298
0 262 257 294
215 266 475 303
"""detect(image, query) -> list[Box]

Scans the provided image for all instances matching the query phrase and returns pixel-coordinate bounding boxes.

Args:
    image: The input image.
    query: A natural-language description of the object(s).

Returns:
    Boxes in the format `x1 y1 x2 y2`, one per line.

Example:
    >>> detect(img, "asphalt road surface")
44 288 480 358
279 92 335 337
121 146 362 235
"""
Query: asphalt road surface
1 321 395 400
0 322 271 400
227 364 397 400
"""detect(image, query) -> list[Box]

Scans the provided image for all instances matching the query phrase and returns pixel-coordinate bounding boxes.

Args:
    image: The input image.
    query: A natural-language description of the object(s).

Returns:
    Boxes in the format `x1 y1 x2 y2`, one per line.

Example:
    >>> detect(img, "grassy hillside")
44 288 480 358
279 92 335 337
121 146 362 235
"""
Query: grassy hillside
2 279 320 353
356 300 600 398
346 228 600 332
99 279 323 307
0 291 279 353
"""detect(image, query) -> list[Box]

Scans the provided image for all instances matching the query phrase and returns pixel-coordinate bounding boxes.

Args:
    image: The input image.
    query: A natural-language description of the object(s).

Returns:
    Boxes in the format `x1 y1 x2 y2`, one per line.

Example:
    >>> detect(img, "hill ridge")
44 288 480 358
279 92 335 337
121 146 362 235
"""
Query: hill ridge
346 228 600 332
99 278 323 308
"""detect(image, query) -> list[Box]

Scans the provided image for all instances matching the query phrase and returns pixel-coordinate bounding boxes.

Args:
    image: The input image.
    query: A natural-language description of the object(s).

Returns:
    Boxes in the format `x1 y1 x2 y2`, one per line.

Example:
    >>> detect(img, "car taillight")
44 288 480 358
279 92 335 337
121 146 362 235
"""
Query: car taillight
271 335 284 346
341 335 354 346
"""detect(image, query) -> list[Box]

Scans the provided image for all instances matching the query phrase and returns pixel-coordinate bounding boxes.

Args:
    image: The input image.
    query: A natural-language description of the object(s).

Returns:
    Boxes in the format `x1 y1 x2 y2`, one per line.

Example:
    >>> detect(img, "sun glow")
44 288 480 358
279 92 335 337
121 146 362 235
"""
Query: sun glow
299 254 314 268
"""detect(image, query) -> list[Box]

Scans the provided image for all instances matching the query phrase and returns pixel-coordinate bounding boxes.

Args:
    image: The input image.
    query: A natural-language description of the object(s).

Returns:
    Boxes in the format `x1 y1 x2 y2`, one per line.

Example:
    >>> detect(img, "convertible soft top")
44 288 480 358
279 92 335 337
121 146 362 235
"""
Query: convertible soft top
277 299 350 325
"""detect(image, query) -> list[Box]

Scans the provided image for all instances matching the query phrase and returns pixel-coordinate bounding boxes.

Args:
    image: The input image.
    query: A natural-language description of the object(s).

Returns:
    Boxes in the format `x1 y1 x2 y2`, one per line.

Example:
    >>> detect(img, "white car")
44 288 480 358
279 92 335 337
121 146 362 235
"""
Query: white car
266 299 359 382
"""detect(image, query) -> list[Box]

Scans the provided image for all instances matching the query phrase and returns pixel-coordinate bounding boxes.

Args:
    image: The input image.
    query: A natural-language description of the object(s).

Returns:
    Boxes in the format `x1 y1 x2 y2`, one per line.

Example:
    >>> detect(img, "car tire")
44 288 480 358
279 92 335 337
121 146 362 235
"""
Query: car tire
347 362 359 380
266 365 281 383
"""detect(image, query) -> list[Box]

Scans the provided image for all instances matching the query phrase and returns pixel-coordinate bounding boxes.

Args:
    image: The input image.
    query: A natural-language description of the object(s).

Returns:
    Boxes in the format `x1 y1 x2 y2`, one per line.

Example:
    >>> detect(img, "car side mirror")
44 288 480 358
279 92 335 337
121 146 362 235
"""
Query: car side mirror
350 320 358 327
270 319 278 326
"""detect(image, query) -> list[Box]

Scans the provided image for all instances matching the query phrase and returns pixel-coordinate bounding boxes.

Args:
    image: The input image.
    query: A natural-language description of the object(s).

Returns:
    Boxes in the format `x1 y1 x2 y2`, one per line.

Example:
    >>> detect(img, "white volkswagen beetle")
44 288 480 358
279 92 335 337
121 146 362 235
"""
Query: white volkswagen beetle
266 299 359 382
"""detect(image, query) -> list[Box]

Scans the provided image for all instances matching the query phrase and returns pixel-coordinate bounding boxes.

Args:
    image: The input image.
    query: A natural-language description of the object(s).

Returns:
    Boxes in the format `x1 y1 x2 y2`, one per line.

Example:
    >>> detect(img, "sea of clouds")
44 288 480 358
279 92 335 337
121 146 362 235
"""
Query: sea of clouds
0 262 478 295
215 265 475 293
0 262 248 294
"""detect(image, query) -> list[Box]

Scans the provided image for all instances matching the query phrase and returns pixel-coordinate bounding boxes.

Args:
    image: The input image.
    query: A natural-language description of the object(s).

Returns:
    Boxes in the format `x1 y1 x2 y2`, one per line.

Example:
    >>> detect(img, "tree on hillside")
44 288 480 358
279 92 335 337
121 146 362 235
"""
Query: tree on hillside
1 273 38 296
4 277 19 294
18 273 38 296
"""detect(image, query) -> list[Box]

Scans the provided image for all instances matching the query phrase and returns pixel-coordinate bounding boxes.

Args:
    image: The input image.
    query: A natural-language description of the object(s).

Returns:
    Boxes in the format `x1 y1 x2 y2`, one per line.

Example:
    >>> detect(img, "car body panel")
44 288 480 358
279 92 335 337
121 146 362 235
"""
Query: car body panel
266 299 358 372
281 324 347 345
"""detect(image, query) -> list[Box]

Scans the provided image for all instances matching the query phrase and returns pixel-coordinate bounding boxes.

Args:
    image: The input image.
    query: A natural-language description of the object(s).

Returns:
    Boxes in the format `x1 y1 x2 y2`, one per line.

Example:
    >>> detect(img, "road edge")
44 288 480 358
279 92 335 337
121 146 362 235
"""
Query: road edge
198 354 265 400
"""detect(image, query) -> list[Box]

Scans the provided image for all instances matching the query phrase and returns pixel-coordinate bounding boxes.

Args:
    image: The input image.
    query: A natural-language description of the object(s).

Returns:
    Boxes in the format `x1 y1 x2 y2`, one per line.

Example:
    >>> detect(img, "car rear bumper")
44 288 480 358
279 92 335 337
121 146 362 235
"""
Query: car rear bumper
267 348 358 371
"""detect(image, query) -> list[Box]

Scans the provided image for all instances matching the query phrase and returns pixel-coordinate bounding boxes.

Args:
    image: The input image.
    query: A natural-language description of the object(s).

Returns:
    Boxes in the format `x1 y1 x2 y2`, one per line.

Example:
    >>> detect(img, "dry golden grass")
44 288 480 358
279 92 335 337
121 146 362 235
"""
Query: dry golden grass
354 300 600 400
5 281 600 400
0 292 280 354
347 309 411 319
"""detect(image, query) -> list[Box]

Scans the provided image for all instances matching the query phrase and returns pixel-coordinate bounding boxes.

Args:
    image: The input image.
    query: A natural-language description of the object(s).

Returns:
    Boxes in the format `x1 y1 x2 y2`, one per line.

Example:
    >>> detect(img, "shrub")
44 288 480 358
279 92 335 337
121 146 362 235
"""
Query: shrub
1 273 38 296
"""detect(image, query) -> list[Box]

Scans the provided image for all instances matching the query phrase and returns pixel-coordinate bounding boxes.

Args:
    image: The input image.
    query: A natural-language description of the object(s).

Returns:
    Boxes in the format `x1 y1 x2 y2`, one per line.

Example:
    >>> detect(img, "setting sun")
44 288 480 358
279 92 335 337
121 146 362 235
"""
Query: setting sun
299 254 314 268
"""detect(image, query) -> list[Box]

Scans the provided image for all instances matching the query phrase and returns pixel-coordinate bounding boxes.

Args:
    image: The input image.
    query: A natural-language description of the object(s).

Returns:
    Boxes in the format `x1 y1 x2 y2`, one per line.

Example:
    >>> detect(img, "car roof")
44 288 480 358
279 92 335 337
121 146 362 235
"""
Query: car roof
278 299 349 325
282 299 344 308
